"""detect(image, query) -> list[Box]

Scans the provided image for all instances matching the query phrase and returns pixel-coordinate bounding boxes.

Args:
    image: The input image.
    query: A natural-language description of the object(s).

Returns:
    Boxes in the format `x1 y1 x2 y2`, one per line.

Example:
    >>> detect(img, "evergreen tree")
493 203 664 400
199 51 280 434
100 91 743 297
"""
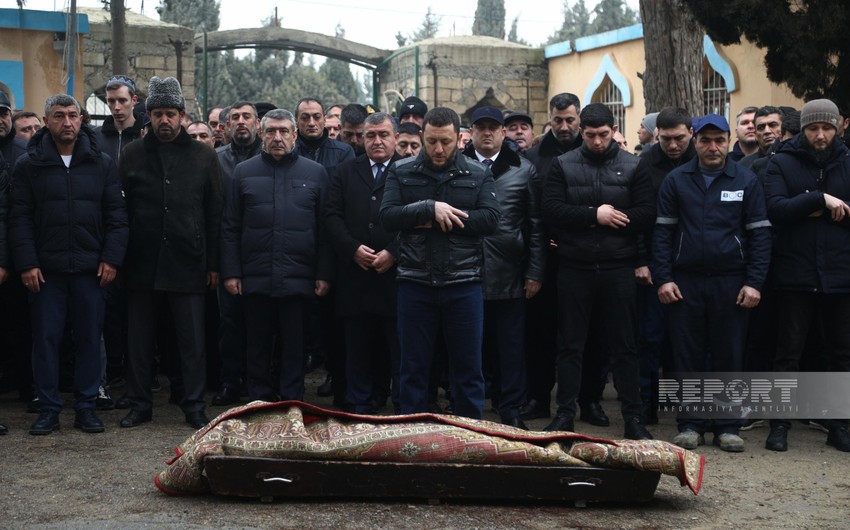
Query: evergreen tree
410 7 441 42
472 0 506 39
686 0 850 105
507 15 529 45
318 25 364 103
589 0 639 34
157 0 220 32
546 0 592 44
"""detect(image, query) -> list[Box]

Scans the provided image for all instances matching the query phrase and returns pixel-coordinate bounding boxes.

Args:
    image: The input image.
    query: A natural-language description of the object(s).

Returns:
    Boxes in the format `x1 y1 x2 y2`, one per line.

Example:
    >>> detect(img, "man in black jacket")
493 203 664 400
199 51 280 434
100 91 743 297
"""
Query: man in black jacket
633 107 696 424
293 97 354 174
94 75 145 162
542 103 654 439
211 101 263 407
0 89 29 429
519 93 583 422
9 94 128 435
118 77 223 430
763 99 850 453
462 106 545 428
380 107 500 420
326 112 401 414
221 108 332 402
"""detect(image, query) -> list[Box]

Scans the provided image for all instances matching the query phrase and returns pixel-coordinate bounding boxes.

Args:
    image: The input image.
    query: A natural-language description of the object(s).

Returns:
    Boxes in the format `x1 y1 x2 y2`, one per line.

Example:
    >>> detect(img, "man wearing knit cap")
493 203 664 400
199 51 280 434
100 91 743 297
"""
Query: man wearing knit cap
637 112 658 155
763 98 850 453
118 76 223 430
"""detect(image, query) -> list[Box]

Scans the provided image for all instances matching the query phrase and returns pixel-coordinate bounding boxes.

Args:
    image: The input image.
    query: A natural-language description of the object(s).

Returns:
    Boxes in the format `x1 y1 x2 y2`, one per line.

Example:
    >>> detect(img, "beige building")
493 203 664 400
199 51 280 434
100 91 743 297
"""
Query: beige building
546 24 804 149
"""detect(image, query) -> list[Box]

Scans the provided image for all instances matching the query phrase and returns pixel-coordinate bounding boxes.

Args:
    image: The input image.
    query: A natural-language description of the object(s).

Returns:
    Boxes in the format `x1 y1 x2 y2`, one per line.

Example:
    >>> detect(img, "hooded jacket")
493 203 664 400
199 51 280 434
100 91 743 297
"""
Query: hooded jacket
764 134 850 293
119 126 223 293
9 125 128 274
462 140 546 299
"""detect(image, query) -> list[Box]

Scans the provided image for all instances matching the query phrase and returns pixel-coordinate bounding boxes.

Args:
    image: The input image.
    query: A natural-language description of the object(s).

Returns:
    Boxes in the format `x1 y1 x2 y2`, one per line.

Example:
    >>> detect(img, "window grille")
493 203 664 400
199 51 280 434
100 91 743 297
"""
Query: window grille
703 58 730 120
593 76 625 133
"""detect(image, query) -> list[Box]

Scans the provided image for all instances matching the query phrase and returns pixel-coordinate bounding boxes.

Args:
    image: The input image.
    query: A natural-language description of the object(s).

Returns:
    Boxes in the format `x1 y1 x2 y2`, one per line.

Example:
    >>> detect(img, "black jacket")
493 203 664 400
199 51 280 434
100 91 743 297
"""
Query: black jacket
94 111 146 162
293 129 355 176
652 157 772 290
380 152 500 286
462 142 546 299
526 130 582 185
326 153 400 316
764 134 850 293
543 141 655 269
119 127 223 293
216 135 262 182
220 150 333 298
0 130 27 269
633 141 697 265
9 126 128 274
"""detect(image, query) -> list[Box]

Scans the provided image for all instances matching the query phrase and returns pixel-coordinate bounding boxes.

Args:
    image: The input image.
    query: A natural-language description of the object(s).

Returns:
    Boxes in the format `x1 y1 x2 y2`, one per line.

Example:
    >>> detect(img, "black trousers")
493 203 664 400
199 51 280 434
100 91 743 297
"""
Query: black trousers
126 290 207 414
244 295 307 401
555 266 641 420
523 253 559 409
771 290 850 429
343 313 400 414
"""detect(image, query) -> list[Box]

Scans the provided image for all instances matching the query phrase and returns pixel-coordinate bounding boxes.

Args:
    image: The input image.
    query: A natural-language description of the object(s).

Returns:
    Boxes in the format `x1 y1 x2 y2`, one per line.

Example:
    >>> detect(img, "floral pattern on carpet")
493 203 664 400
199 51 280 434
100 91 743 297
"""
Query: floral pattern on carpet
155 400 704 496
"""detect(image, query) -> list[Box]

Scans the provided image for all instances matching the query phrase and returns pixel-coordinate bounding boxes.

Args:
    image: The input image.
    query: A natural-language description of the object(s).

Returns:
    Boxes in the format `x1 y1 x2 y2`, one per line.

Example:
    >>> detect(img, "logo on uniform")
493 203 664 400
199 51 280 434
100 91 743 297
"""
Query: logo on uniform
721 190 744 202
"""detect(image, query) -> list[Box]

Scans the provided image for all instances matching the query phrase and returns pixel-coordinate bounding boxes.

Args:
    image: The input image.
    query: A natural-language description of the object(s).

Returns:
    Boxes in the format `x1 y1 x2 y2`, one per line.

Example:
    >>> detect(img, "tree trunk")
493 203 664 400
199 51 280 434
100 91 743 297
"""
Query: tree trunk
639 0 703 115
111 0 128 74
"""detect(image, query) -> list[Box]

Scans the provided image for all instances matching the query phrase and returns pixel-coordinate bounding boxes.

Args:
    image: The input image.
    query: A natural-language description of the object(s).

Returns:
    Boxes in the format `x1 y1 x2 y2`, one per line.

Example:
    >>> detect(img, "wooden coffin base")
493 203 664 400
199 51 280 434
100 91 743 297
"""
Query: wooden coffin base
204 456 662 505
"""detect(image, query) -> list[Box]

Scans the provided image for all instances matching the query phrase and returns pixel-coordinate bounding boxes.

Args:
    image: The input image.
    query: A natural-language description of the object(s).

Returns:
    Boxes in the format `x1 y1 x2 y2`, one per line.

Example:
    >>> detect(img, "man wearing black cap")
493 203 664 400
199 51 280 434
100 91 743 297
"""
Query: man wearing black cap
399 96 427 127
461 106 545 428
763 99 850 453
542 103 654 440
652 114 771 453
504 112 534 154
380 107 500 420
118 76 223 430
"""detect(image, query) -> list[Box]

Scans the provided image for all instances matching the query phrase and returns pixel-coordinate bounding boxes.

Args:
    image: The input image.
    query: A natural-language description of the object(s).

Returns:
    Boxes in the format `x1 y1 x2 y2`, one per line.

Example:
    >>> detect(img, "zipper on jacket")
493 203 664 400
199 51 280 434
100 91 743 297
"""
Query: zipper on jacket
734 235 744 260
66 167 74 272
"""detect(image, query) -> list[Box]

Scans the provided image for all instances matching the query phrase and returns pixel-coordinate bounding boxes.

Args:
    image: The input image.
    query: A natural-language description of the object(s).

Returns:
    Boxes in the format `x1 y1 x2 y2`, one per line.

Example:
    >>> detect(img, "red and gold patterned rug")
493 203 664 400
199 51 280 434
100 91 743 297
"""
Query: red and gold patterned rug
155 401 704 496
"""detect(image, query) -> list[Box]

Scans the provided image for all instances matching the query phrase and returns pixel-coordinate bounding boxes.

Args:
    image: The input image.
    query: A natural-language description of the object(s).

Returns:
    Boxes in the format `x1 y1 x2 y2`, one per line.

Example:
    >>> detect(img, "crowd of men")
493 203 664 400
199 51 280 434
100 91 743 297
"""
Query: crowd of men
0 75 848 456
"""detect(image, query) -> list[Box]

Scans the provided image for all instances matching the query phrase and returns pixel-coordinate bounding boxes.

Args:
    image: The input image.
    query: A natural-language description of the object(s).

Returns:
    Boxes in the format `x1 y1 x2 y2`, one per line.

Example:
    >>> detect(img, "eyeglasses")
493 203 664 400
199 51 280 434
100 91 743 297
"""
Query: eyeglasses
106 75 136 92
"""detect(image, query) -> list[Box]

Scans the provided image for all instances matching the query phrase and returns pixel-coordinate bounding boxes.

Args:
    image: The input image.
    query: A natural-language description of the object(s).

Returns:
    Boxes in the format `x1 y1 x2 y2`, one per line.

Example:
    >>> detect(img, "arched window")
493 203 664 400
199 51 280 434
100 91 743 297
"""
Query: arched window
703 57 730 120
593 76 625 133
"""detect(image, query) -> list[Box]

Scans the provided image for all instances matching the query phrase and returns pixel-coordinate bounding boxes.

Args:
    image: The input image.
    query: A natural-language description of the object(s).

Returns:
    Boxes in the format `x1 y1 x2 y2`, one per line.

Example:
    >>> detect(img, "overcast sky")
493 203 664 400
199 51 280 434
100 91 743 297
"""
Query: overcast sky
10 0 641 50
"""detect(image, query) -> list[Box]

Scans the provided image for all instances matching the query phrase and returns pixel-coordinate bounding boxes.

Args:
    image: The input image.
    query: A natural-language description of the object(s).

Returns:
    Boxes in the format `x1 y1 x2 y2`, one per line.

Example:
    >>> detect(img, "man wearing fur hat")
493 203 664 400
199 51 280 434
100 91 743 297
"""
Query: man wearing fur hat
118 77 223 430
763 98 850 453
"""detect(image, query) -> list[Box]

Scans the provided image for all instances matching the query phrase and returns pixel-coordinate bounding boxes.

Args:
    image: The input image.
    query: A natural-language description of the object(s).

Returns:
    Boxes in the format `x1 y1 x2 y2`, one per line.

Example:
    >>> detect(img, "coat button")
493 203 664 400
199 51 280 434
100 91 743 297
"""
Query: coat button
371 196 376 201
368 222 374 228
165 179 171 184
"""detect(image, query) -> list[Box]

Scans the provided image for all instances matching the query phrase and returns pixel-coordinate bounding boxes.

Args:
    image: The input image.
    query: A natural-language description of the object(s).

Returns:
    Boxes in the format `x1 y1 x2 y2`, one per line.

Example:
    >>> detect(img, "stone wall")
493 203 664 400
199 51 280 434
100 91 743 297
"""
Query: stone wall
80 8 196 112
378 36 548 129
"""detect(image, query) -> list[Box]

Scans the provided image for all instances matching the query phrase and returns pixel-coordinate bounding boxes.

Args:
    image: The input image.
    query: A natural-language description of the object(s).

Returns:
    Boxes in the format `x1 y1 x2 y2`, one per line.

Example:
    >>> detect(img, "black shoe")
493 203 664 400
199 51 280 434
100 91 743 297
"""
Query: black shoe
74 409 105 433
185 411 210 430
29 410 60 435
765 424 789 452
623 416 653 440
0 423 7 435
211 384 240 406
579 401 610 427
317 374 333 397
826 425 850 452
115 394 131 409
119 409 152 428
641 400 658 425
543 413 574 432
503 417 529 430
96 386 114 411
518 399 550 421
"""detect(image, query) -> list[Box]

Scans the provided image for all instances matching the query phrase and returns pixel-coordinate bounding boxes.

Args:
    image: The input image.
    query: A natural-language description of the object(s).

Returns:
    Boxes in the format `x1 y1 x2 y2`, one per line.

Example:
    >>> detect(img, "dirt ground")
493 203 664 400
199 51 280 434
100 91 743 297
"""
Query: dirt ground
1 369 848 530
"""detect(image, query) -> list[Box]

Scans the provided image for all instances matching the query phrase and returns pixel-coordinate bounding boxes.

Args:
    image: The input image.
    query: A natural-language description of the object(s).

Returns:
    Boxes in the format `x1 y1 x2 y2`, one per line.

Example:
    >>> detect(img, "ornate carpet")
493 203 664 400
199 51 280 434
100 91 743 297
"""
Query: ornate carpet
155 400 704 496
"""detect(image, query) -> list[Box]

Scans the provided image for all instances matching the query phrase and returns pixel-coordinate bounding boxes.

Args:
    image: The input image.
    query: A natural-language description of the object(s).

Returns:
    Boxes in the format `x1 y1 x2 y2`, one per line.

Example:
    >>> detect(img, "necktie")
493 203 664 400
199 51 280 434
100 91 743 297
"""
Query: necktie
374 164 385 185
482 159 493 168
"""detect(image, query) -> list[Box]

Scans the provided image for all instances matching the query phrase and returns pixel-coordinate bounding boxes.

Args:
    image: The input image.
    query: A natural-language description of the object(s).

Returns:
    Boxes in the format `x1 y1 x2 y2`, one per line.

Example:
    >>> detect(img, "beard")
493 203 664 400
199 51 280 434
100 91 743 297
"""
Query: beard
801 135 833 167
424 150 456 172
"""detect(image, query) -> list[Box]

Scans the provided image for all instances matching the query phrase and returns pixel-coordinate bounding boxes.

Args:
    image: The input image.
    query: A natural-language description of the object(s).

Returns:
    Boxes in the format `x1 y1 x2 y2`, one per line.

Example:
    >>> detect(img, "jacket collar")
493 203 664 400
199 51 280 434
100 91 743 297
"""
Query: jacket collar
101 111 146 137
27 124 100 166
461 139 521 176
538 130 582 157
143 124 192 151
261 149 299 166
644 140 697 170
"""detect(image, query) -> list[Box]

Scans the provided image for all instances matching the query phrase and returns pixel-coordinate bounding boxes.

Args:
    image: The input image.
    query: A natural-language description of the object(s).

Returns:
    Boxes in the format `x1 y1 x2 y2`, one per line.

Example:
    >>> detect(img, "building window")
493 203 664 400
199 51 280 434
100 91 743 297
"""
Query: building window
593 76 625 133
703 58 730 120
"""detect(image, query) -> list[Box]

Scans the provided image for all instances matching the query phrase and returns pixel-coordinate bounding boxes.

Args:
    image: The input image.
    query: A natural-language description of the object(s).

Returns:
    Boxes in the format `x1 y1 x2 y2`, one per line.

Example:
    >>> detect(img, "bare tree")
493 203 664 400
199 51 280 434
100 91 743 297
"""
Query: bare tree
639 0 703 115
110 0 129 74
